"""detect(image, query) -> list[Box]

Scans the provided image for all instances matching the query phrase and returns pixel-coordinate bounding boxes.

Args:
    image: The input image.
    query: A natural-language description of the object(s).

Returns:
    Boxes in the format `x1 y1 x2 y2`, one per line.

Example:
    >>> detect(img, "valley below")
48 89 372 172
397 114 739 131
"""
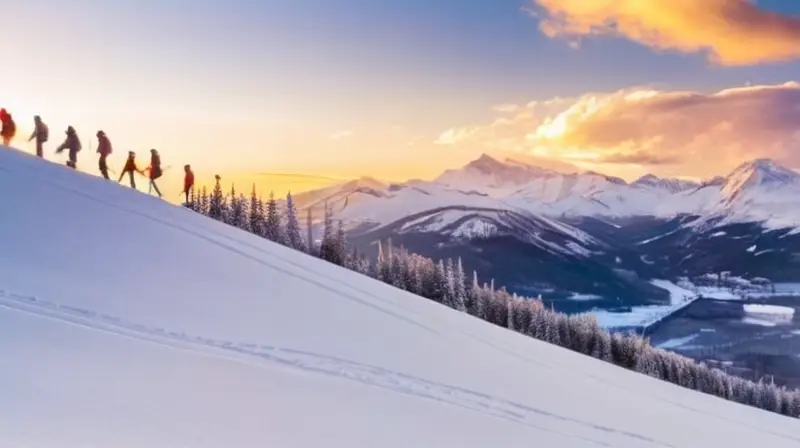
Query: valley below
647 294 800 389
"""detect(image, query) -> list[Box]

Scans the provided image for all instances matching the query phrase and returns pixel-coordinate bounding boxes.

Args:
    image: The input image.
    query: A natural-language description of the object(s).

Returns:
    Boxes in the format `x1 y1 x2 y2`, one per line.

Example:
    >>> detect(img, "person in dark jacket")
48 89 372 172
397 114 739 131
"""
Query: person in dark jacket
118 151 144 188
27 115 48 157
0 108 17 147
96 130 112 179
182 164 195 203
145 148 163 198
55 126 81 169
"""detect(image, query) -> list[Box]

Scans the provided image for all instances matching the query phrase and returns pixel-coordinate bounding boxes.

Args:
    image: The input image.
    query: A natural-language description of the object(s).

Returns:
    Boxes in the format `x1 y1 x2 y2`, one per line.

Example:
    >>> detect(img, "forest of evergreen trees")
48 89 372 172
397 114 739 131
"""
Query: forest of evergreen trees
185 181 800 419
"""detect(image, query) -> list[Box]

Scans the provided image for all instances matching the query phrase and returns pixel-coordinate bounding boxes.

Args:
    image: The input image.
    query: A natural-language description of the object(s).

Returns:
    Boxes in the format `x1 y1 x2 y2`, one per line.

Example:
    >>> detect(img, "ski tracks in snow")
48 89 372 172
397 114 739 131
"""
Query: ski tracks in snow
0 290 674 448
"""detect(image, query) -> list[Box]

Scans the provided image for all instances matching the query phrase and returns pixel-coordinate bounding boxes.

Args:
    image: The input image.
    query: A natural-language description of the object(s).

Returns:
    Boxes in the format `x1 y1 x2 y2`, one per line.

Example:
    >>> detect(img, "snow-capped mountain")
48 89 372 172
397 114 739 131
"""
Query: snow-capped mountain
632 174 699 193
296 154 800 299
304 154 800 233
435 153 559 191
702 159 800 230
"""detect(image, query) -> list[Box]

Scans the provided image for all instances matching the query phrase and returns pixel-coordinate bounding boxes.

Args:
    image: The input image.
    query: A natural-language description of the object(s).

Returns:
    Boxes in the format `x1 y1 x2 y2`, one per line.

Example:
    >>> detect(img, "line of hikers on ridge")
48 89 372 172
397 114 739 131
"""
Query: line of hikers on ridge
1 108 196 203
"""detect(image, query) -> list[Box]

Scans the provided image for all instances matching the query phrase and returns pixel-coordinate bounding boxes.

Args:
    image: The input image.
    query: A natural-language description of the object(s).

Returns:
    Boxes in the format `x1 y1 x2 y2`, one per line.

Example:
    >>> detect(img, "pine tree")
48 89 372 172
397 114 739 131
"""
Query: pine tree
444 258 456 308
376 241 389 283
389 243 406 289
306 206 315 255
285 191 304 251
199 186 210 215
248 185 264 236
209 175 225 221
227 185 247 230
328 220 346 266
263 191 284 243
452 258 467 312
319 202 336 262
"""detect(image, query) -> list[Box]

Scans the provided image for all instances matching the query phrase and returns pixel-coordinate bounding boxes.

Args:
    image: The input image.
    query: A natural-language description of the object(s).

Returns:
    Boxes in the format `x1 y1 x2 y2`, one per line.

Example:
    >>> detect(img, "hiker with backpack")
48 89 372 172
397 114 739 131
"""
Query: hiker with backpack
144 148 163 198
28 115 49 157
0 109 16 146
96 130 112 179
182 164 195 203
54 126 81 169
118 151 145 188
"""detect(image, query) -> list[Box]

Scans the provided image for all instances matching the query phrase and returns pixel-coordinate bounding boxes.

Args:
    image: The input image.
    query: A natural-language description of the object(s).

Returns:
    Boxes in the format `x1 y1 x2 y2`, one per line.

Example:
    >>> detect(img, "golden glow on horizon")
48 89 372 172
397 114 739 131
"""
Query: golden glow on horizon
5 0 800 191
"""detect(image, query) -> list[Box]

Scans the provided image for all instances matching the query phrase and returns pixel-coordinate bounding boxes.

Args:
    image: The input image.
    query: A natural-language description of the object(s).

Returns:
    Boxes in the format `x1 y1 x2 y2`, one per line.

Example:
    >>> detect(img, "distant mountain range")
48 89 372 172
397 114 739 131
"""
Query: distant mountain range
291 155 800 310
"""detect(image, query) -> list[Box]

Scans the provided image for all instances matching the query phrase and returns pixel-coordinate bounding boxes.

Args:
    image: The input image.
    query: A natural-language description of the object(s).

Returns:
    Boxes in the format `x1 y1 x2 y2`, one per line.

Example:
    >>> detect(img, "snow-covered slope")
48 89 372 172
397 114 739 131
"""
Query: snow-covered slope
1 148 799 446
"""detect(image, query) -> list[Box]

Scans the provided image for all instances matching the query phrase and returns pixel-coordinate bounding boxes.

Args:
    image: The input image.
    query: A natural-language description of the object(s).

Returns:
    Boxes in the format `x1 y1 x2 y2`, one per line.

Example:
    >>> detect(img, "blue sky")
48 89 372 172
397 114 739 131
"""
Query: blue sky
4 0 800 191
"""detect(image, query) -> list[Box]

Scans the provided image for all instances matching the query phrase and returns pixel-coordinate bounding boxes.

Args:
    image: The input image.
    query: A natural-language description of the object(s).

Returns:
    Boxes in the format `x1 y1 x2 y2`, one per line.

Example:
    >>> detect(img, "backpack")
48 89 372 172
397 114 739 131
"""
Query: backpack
2 116 15 136
40 124 49 142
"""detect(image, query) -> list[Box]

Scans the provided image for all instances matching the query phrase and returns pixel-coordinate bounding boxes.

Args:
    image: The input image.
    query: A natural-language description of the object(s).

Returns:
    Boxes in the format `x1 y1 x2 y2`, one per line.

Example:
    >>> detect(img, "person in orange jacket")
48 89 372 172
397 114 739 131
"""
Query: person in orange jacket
0 108 17 146
182 164 195 203
118 151 144 188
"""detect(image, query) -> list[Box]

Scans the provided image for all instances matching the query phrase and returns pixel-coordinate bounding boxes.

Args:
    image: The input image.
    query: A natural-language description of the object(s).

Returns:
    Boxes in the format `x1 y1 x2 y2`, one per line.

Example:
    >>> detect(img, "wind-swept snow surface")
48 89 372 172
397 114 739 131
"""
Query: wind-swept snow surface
1 146 799 447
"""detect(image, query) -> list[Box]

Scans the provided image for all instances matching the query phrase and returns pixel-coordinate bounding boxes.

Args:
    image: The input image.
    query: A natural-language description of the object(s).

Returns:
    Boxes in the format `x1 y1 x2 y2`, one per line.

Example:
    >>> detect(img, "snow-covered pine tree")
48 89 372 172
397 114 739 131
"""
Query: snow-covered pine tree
399 250 415 293
330 220 346 266
465 271 480 317
227 185 247 230
319 202 336 263
248 185 264 236
506 296 515 331
306 206 315 255
264 191 285 244
285 191 305 251
389 246 407 290
209 177 225 221
444 258 457 309
435 260 449 304
199 186 210 215
376 241 390 283
452 258 467 312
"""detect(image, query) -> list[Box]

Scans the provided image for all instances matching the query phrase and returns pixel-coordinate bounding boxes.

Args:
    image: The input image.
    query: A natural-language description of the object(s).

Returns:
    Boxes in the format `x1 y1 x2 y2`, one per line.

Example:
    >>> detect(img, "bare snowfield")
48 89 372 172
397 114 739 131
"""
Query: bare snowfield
1 146 800 447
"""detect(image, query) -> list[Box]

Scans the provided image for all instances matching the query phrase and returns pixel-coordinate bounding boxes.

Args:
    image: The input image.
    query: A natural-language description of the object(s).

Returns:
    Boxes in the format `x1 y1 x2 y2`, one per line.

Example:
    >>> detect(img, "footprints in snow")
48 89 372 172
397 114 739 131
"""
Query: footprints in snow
0 290 672 447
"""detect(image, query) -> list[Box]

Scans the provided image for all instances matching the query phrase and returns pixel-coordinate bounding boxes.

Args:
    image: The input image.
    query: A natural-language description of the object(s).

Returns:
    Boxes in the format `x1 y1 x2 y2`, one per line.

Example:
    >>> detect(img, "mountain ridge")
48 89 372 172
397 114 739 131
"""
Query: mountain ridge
299 153 800 232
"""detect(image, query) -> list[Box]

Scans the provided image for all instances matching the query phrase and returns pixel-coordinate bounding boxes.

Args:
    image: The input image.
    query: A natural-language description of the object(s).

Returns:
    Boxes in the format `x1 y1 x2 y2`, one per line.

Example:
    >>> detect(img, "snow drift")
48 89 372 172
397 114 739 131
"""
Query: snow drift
1 146 799 447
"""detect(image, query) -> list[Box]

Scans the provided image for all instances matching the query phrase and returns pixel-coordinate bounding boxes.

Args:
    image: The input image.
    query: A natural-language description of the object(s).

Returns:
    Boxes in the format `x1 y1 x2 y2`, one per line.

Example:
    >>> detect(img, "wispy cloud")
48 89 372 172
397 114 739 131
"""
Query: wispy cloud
329 129 354 140
491 103 520 113
530 0 800 65
435 82 800 178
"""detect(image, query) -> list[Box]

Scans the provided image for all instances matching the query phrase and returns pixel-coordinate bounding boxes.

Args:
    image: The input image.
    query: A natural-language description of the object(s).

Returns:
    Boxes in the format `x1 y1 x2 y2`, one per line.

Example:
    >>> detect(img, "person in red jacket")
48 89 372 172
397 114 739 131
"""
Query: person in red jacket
0 108 17 146
96 130 113 179
182 164 195 203
118 151 144 188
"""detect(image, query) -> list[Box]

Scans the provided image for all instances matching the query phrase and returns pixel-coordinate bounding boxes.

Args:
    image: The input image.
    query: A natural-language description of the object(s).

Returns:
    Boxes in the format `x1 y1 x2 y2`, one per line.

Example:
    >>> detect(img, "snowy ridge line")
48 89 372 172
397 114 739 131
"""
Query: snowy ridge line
13 163 443 338
0 290 677 448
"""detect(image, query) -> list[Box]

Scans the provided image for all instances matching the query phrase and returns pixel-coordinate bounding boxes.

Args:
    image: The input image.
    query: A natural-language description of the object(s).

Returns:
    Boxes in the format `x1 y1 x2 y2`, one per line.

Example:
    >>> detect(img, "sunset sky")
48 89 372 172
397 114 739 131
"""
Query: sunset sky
4 0 800 196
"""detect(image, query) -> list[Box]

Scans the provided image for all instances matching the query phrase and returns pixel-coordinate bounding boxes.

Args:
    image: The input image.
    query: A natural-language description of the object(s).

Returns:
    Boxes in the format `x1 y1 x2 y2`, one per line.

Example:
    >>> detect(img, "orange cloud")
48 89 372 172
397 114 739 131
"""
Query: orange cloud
531 0 800 65
436 82 800 178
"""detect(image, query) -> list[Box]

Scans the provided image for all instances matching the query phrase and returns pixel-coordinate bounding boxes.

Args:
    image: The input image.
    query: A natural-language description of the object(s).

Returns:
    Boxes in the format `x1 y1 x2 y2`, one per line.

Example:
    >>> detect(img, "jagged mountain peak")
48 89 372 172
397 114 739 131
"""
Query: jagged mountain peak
582 170 628 186
464 153 506 173
721 158 799 197
632 173 699 193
